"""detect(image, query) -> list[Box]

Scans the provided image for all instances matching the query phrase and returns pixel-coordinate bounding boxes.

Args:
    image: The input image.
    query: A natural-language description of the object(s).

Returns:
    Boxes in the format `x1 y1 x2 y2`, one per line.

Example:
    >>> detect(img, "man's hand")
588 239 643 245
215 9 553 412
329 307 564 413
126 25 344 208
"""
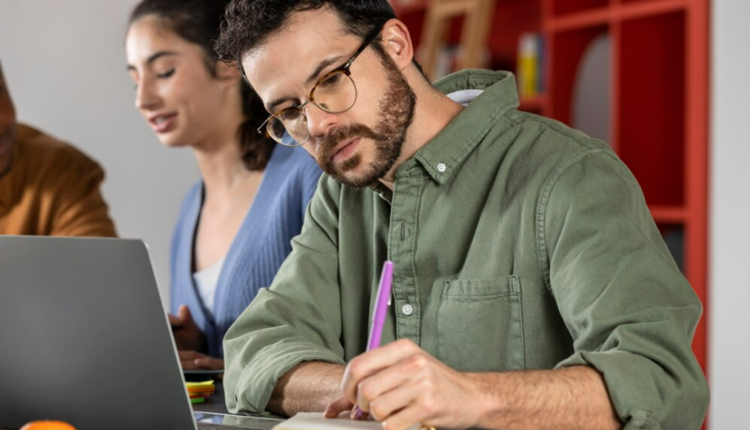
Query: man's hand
325 339 621 430
168 304 206 352
325 339 487 430
178 350 224 372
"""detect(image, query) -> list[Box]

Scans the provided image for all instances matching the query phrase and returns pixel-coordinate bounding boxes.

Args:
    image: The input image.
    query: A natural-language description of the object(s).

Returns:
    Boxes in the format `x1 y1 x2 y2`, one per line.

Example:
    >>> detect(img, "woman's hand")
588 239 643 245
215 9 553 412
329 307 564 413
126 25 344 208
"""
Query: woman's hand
168 304 206 352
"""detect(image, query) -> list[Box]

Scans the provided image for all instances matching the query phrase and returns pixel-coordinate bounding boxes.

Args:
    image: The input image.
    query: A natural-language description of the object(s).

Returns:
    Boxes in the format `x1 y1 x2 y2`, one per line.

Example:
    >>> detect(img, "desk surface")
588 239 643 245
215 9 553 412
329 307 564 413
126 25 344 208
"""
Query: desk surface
193 380 229 415
1 383 282 430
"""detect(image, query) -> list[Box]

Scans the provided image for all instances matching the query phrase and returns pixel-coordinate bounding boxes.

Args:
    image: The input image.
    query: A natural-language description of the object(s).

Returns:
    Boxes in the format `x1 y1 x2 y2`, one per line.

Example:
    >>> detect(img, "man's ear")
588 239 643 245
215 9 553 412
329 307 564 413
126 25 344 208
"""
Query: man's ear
214 60 243 86
381 19 415 71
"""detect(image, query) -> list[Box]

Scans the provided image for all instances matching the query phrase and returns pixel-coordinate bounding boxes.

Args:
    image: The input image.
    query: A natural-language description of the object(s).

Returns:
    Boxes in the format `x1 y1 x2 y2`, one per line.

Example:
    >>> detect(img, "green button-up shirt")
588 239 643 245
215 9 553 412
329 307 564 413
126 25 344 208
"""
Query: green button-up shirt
224 70 709 429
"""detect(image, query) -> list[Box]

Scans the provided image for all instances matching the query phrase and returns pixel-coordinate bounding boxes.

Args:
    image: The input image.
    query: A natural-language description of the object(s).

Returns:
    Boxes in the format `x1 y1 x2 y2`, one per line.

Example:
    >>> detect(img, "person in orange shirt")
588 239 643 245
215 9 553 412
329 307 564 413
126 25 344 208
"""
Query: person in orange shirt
0 59 117 237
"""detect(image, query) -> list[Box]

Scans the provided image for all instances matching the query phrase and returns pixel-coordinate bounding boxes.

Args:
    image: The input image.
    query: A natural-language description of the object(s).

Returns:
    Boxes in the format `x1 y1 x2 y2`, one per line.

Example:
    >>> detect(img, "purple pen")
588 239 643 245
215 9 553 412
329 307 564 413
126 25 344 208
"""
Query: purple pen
367 260 394 351
356 260 393 419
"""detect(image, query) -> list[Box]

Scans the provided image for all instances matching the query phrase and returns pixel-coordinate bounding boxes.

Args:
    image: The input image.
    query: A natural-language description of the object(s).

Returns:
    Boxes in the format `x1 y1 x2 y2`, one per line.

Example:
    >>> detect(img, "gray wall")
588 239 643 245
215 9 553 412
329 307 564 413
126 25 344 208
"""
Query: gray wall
0 0 199 302
710 0 750 426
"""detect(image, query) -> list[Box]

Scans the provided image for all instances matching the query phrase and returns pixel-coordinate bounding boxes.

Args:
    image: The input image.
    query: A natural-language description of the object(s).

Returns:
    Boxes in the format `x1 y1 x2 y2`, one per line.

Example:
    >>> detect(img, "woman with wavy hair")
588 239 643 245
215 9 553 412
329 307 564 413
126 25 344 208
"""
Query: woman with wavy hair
125 0 321 371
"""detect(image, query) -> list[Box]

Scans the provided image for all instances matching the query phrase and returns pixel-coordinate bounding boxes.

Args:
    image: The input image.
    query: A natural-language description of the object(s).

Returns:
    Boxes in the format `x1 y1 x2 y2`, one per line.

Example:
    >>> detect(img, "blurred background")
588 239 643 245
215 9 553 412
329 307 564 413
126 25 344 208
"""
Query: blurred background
0 0 746 427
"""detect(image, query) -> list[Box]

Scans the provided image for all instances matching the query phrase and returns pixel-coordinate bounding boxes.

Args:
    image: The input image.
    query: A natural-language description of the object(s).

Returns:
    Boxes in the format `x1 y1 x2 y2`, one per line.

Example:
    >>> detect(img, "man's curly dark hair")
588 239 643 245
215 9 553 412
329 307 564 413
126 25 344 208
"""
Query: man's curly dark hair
215 0 397 65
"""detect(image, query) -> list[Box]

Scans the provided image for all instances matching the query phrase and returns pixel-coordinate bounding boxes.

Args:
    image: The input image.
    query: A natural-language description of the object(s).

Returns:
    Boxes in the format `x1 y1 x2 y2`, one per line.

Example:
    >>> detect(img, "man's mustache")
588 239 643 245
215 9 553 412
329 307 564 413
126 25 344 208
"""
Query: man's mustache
318 123 381 163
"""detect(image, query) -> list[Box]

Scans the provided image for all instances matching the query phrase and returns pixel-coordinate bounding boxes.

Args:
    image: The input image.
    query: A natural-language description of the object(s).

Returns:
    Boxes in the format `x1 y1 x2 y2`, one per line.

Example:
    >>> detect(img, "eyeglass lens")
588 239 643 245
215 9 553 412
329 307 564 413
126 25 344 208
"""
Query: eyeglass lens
267 71 358 146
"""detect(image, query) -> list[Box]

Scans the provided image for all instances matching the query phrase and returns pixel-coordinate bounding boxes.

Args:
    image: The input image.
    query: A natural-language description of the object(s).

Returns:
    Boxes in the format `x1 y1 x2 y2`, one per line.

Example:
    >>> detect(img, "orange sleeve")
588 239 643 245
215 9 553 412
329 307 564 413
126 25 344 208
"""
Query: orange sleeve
48 155 118 238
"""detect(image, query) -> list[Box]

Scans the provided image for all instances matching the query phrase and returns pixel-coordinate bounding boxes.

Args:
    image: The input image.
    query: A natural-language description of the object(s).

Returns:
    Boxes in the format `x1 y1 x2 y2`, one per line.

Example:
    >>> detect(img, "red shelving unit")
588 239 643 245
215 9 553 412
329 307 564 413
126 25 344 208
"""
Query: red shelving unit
391 0 710 405
543 0 709 384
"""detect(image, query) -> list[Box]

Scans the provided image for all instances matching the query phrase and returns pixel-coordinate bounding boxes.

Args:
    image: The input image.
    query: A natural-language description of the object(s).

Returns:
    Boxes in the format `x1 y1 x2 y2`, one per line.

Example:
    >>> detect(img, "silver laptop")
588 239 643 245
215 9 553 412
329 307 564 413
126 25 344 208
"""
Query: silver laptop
0 236 279 430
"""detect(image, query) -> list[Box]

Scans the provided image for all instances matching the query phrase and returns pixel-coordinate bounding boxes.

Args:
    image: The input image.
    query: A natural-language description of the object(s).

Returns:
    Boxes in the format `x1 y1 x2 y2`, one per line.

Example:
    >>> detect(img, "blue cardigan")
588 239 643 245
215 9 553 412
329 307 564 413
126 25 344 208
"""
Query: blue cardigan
170 145 322 358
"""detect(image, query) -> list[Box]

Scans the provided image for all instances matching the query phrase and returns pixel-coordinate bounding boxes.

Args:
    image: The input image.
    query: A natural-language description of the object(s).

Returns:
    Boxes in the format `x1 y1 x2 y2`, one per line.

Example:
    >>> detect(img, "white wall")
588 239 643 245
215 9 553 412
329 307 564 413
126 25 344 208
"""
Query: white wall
0 0 199 303
710 0 750 427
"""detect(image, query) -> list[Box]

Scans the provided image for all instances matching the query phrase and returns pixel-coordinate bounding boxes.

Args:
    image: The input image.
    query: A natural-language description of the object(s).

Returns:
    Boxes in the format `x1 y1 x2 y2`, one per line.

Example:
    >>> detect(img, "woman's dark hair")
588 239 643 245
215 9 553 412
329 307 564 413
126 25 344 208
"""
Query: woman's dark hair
129 0 274 171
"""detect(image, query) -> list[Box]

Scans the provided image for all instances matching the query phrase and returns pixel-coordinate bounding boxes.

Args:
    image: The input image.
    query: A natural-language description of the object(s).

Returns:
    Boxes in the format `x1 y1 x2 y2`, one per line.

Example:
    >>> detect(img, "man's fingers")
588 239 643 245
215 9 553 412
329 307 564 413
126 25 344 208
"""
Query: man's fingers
368 381 421 424
324 396 354 419
356 356 418 413
381 404 431 430
342 339 421 401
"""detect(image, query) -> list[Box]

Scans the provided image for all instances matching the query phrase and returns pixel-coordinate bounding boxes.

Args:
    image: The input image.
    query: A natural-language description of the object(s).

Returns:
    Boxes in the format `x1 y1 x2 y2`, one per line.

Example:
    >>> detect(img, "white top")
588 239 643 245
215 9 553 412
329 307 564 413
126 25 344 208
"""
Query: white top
192 256 225 316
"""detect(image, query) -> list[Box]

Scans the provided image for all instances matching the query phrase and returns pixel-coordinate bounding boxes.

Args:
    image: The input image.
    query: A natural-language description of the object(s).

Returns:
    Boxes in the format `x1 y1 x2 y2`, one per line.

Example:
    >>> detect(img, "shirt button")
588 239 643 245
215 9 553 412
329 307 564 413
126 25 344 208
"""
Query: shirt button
401 304 414 316
437 163 447 173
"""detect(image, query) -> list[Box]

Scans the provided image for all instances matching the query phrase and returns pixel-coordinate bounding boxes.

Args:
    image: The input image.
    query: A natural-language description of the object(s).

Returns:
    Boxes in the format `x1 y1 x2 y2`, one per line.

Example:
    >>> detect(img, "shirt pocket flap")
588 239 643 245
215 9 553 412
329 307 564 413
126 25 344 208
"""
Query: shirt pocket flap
437 275 525 371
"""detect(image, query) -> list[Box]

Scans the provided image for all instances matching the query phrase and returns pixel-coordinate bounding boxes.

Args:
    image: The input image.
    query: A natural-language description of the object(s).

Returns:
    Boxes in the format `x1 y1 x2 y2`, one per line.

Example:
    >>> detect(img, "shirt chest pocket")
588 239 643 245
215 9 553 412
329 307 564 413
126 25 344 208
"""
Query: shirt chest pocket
436 276 525 372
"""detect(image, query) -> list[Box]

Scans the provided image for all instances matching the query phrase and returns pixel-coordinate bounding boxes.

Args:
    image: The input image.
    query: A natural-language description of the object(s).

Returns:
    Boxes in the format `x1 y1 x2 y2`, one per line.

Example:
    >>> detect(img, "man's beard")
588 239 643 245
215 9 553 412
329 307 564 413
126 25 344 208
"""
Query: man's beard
314 54 417 189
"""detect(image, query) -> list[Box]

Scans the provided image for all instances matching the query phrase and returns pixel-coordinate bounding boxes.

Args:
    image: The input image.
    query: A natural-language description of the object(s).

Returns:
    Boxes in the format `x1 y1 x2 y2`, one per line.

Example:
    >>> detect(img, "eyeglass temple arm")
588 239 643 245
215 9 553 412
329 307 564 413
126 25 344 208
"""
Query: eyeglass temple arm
343 23 385 69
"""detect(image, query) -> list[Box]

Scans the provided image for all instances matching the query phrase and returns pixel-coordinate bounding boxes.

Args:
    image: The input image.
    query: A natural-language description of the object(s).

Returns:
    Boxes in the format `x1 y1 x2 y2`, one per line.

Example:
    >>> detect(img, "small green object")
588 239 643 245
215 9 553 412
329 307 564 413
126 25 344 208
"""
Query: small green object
190 397 206 404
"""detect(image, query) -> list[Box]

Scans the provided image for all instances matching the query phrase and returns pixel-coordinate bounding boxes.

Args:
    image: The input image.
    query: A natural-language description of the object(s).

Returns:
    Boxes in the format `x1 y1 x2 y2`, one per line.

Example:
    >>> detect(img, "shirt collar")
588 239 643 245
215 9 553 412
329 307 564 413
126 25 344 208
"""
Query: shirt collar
396 69 520 185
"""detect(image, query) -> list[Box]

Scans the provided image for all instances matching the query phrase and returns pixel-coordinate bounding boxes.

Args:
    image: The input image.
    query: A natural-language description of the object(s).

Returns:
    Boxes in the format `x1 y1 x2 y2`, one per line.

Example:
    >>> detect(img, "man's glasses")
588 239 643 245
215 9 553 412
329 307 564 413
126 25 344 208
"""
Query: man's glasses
257 24 385 147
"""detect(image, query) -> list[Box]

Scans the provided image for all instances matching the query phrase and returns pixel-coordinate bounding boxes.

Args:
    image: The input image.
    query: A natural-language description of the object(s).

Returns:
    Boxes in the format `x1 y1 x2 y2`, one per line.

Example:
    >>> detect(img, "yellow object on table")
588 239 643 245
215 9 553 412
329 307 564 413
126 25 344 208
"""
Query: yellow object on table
186 380 215 394
186 380 215 404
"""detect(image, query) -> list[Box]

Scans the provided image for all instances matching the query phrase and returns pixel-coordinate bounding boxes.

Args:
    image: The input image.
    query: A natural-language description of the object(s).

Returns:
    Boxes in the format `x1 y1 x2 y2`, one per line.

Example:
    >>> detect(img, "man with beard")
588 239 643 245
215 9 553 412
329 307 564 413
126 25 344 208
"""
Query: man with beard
215 2 708 430
0 59 116 236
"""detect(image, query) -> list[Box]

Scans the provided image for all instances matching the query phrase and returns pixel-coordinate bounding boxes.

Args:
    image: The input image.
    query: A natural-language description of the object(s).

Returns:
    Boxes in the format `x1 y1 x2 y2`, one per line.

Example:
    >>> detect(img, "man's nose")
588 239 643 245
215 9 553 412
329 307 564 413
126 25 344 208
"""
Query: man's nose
306 104 340 140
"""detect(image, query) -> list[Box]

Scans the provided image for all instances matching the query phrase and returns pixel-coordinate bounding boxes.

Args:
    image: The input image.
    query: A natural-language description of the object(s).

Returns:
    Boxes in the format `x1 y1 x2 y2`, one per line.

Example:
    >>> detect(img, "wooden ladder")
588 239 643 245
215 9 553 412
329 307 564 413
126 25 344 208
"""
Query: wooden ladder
418 0 496 80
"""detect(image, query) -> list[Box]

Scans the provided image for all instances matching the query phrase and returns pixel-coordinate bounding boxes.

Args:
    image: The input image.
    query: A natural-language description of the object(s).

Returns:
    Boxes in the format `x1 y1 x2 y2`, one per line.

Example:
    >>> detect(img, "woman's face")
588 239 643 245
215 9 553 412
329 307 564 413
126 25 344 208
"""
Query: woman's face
126 16 229 148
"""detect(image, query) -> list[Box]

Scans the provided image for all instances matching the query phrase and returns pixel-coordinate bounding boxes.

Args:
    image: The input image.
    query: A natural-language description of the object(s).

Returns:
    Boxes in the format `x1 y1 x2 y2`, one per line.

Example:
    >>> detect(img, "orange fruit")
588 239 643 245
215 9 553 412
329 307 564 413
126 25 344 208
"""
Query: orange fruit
20 421 77 430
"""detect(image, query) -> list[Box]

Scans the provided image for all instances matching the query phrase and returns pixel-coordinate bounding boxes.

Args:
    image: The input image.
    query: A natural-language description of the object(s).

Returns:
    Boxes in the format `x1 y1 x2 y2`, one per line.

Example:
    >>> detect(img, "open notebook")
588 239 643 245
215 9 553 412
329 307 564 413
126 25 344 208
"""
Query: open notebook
274 413 420 430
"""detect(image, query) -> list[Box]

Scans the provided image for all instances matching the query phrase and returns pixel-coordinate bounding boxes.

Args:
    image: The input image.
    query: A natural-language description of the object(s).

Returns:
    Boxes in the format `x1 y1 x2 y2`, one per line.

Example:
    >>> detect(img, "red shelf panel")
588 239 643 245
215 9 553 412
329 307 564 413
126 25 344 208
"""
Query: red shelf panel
488 0 542 70
620 0 684 6
547 0 686 32
547 6 610 31
548 25 609 126
650 205 688 223
390 0 429 15
617 0 687 20
519 95 549 112
618 11 685 207
552 0 609 17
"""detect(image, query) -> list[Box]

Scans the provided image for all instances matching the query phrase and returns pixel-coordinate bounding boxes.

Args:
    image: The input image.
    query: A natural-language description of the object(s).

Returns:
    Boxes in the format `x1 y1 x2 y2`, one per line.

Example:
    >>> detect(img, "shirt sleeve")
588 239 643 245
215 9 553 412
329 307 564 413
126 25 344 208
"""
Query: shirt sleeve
223 175 346 414
49 153 117 237
541 150 709 430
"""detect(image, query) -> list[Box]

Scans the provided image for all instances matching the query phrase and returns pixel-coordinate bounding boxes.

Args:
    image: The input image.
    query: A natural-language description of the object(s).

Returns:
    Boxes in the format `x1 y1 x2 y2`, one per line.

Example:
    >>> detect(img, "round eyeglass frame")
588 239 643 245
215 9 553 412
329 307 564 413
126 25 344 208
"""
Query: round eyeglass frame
262 71 358 147
256 23 385 147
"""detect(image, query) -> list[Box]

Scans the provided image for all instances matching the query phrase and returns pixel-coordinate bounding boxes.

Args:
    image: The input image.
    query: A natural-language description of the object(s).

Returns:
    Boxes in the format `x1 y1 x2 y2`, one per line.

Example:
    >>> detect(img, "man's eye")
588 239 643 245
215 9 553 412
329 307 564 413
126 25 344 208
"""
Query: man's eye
278 109 301 121
319 73 341 88
157 69 175 79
